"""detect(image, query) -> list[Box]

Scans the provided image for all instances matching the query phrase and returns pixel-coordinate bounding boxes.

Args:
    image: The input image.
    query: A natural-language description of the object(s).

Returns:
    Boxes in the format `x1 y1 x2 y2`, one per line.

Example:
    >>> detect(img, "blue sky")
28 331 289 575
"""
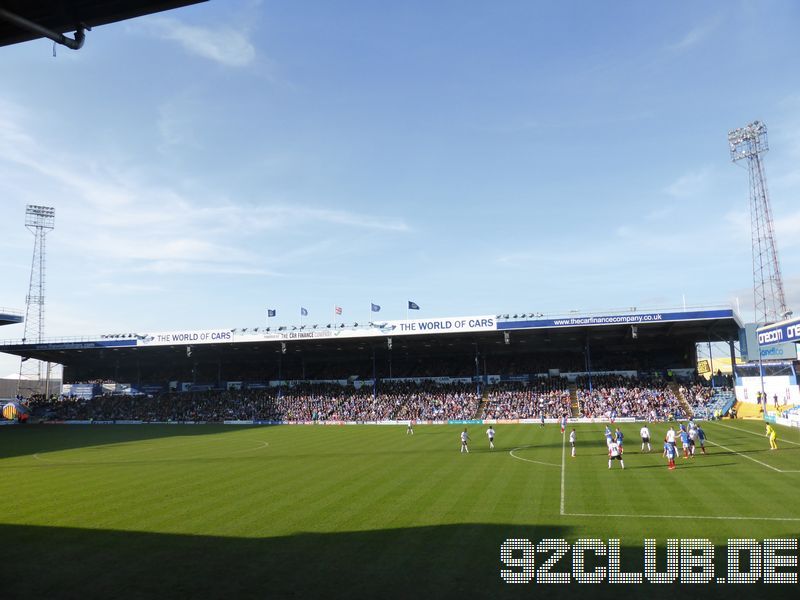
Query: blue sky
1 0 799 376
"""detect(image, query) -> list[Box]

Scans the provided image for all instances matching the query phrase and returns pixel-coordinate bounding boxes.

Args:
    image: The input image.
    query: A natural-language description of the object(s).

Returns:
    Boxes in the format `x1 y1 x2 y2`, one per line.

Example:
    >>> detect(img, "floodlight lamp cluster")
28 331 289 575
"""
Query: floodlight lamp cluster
728 121 768 162
495 313 544 320
24 204 55 228
100 332 144 340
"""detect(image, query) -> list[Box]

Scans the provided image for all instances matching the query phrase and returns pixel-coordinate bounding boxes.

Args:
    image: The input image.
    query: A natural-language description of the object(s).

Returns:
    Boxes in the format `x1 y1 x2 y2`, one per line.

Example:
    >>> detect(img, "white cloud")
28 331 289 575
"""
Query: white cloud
157 99 203 149
130 261 278 276
775 212 800 247
667 18 721 53
246 206 411 233
643 206 673 221
139 17 256 67
664 167 714 198
0 98 410 283
93 282 163 294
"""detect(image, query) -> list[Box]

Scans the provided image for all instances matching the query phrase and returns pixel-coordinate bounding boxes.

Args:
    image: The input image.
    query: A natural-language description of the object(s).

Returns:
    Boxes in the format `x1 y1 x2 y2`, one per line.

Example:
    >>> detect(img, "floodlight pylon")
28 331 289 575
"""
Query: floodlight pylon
18 205 55 397
728 121 789 325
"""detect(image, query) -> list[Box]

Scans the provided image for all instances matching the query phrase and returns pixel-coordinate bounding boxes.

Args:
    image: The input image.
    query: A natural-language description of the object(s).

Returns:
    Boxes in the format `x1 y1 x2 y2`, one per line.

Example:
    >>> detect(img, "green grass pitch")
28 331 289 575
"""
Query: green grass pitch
2 420 799 599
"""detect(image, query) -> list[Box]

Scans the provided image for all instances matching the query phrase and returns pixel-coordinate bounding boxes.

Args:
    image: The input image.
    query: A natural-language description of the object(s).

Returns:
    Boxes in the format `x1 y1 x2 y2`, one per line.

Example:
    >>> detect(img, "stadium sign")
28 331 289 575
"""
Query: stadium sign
498 309 736 331
757 316 800 347
386 315 495 335
138 329 234 346
741 322 798 361
230 315 497 345
0 308 739 351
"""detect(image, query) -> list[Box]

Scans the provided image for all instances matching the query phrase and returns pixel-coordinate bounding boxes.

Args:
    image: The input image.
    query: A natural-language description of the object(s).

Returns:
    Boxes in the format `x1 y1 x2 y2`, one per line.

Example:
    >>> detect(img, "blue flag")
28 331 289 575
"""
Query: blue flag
267 309 276 317
301 307 308 316
371 303 381 312
408 301 420 310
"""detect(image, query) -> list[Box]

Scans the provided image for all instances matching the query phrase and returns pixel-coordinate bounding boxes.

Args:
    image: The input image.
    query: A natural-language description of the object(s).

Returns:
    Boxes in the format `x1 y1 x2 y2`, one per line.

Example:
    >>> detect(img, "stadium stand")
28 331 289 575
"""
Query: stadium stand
26 380 483 423
575 375 685 420
23 375 713 423
482 380 571 420
680 383 735 419
3 307 751 423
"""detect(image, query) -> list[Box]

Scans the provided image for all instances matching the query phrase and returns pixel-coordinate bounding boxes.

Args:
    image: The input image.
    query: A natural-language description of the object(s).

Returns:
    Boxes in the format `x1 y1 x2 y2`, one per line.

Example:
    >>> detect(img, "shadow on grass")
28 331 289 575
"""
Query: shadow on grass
2 523 798 600
1 522 568 600
0 424 270 460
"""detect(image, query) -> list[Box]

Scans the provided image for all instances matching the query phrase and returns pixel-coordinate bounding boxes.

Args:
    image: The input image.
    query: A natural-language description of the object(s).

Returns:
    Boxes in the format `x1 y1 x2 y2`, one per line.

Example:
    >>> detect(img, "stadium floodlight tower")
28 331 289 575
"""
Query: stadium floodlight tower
728 121 790 325
18 205 55 397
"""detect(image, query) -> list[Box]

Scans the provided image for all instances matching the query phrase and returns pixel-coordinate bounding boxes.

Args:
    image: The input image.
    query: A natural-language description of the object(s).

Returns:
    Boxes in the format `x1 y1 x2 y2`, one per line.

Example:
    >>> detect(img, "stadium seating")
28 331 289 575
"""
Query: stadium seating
23 374 708 422
26 380 482 422
482 380 570 419
687 387 734 419
575 375 684 420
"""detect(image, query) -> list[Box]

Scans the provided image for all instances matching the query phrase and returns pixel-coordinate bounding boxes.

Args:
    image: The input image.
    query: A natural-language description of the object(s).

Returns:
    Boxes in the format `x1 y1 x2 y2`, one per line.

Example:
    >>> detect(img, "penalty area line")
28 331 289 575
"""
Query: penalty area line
714 421 800 447
705 439 783 473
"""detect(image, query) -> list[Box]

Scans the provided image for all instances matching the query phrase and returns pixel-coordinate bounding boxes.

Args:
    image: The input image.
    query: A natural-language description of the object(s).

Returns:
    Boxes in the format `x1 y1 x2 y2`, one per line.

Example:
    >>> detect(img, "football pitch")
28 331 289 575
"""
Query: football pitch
2 420 800 599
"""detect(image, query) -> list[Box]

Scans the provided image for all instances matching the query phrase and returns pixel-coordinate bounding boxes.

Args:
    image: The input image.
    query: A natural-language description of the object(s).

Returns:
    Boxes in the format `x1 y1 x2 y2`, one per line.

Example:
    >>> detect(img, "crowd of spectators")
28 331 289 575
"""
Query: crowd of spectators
483 380 571 419
25 374 698 423
680 383 714 409
25 381 481 422
576 375 684 420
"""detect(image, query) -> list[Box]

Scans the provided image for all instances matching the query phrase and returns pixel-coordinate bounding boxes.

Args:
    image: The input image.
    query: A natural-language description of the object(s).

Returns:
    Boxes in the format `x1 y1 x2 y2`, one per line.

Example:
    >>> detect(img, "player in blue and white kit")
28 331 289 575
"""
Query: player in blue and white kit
688 426 698 456
560 415 567 435
665 426 677 456
679 428 690 459
605 425 614 448
614 428 624 449
664 440 676 470
696 425 707 454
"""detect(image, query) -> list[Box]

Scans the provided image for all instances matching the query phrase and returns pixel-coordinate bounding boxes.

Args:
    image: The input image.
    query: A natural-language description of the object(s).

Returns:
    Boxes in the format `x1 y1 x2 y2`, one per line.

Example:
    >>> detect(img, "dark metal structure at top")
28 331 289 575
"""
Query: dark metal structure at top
0 1 206 50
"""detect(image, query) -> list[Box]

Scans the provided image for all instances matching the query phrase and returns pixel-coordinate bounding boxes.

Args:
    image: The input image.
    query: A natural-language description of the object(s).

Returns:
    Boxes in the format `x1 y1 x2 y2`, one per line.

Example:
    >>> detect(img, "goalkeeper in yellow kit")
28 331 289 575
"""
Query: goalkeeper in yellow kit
766 424 778 450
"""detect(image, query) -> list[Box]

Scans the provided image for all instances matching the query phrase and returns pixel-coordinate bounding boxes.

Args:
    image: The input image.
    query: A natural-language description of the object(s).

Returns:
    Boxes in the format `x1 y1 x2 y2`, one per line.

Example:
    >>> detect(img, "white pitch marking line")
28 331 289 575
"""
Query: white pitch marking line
705 439 782 472
227 440 270 455
32 453 86 465
508 445 560 468
714 421 800 446
563 511 800 522
560 432 566 516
